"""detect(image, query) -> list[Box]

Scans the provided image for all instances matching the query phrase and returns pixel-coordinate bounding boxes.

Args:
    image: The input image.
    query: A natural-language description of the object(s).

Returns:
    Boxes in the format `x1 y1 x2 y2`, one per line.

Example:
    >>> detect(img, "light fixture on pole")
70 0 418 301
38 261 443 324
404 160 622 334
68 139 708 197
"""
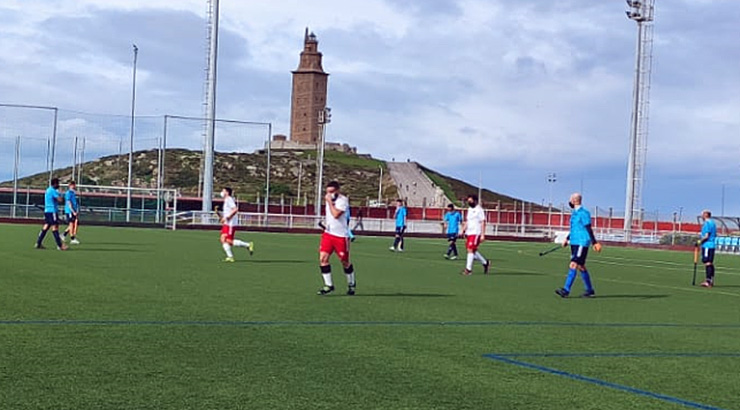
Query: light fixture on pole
315 107 331 218
126 43 138 223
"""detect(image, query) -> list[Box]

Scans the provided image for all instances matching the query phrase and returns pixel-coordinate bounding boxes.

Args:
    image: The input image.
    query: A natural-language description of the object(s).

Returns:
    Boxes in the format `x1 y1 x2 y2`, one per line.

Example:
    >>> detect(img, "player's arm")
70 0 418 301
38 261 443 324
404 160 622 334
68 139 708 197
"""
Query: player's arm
325 194 345 219
480 219 486 241
585 224 602 252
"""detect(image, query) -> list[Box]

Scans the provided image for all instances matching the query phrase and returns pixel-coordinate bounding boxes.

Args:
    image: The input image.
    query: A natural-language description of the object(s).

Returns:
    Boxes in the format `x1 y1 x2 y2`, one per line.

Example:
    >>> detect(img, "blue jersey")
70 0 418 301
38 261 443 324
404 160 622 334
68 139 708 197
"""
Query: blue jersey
44 186 60 213
395 206 407 227
64 189 78 214
701 219 717 249
569 206 593 247
444 211 462 234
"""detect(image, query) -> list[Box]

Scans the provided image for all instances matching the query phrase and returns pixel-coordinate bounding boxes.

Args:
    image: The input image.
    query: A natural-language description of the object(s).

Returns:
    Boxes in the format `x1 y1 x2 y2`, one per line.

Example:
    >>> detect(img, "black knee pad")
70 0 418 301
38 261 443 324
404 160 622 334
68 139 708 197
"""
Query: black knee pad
320 265 331 274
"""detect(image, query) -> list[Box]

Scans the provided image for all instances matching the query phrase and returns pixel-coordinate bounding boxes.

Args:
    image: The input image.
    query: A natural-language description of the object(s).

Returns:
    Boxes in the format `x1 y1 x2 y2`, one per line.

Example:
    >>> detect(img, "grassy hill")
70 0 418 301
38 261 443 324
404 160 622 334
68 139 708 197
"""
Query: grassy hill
2 149 541 209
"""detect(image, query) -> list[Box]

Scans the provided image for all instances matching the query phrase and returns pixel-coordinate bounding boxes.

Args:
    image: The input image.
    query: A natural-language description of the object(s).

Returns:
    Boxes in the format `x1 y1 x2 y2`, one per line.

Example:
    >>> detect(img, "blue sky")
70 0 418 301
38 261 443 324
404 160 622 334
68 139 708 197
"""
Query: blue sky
0 0 738 218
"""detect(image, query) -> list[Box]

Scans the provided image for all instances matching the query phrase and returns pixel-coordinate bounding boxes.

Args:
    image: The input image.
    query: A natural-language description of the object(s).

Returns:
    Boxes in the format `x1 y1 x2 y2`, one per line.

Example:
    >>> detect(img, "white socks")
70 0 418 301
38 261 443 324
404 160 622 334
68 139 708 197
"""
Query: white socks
474 251 487 264
322 273 334 287
222 243 233 258
346 271 356 287
466 253 475 271
233 239 249 248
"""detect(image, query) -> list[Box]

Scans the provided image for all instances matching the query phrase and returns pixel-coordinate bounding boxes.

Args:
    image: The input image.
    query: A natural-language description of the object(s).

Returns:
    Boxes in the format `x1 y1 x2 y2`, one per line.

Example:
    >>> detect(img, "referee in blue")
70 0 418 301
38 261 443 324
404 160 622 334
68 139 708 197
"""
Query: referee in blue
555 193 601 298
698 209 717 288
35 178 67 250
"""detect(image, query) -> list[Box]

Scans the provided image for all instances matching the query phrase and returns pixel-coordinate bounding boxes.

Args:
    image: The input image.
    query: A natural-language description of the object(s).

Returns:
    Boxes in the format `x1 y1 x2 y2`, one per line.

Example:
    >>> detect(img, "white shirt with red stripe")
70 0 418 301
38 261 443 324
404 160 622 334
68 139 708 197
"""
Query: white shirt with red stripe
324 194 349 238
223 196 237 227
465 205 486 236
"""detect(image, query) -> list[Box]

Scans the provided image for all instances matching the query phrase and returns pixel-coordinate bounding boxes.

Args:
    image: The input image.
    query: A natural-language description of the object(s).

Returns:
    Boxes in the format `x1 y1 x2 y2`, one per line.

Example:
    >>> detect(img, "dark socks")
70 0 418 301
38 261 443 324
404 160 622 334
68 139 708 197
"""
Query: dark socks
37 229 49 246
52 231 63 247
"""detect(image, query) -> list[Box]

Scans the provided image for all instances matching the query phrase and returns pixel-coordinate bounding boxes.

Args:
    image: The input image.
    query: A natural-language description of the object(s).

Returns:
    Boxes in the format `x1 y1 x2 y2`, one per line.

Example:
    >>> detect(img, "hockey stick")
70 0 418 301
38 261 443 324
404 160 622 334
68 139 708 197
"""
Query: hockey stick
692 244 699 286
539 245 563 257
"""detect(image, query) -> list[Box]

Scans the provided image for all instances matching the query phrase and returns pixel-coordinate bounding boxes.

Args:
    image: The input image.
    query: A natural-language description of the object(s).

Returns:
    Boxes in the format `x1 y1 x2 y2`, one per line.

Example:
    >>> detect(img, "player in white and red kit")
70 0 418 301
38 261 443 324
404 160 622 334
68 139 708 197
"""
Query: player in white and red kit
219 187 254 262
460 194 490 275
317 180 357 295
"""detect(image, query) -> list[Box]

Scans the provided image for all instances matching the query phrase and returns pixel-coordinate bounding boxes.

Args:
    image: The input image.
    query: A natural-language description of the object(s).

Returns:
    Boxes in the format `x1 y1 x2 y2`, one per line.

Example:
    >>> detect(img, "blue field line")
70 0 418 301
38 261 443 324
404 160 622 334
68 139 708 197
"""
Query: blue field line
490 352 740 358
1 319 740 328
483 354 731 410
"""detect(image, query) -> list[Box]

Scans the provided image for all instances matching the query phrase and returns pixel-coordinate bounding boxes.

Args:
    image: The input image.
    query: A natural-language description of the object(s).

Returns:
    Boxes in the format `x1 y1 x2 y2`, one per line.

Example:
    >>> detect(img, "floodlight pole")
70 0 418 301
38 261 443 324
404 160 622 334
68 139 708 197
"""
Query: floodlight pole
202 0 220 213
12 136 20 218
126 44 138 223
547 172 557 234
264 123 272 221
623 0 655 242
378 165 383 203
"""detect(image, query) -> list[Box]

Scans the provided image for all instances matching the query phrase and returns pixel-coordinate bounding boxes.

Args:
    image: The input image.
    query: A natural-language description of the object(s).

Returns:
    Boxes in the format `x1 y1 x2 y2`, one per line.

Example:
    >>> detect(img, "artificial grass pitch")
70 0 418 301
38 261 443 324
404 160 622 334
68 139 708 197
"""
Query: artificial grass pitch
1 223 739 409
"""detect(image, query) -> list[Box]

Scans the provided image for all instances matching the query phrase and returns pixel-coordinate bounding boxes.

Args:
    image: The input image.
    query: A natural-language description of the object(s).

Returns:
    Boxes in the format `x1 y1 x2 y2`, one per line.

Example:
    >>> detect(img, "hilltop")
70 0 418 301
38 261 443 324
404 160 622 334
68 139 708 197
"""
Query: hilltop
2 148 543 209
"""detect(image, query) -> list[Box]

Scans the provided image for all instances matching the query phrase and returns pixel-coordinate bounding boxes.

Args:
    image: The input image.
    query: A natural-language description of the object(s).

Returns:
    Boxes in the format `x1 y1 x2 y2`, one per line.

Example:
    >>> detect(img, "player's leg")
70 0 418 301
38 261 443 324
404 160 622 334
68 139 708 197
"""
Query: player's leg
317 233 335 295
399 227 405 251
390 227 401 251
50 216 65 250
555 246 582 298
70 217 79 244
472 237 490 273
35 219 51 249
450 235 459 258
339 238 356 295
701 249 715 287
220 226 235 262
579 258 595 298
462 235 477 275
62 214 71 240
232 229 254 256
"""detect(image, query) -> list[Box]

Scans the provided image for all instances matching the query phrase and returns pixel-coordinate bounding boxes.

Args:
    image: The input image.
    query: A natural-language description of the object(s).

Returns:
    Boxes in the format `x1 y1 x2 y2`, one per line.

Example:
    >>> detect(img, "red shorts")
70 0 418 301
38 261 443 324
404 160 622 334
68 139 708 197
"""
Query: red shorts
320 232 350 262
221 225 236 241
466 235 481 252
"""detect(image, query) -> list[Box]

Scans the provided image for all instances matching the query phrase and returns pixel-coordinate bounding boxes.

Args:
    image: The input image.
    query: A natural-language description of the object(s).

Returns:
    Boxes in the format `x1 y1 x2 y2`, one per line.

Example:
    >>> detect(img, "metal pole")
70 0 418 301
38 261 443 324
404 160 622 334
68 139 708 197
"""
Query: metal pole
264 123 271 221
378 165 382 203
48 108 58 186
156 132 162 224
202 0 220 213
126 44 138 222
297 161 302 205
157 116 168 224
12 136 20 218
77 137 85 183
71 135 78 182
315 108 330 218
721 184 725 217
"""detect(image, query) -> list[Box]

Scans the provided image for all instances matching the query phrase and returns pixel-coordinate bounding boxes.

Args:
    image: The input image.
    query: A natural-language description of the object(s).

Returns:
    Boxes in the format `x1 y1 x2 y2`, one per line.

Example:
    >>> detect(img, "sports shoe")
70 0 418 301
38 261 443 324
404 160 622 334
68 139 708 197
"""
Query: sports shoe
317 285 335 295
248 242 254 256
34 243 45 250
555 288 570 298
581 290 596 298
224 257 235 263
483 261 491 275
450 255 458 260
70 239 80 245
444 254 450 259
700 281 713 288
461 269 472 276
57 244 68 251
347 283 356 296
389 246 396 252
397 248 404 253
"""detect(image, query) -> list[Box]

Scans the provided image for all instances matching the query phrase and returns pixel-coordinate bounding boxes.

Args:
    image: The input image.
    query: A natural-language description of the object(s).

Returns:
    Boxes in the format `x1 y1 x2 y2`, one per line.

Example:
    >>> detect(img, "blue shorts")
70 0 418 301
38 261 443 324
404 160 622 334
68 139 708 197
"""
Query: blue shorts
395 226 406 236
66 213 77 224
570 245 589 266
44 212 59 226
446 233 458 242
701 248 715 264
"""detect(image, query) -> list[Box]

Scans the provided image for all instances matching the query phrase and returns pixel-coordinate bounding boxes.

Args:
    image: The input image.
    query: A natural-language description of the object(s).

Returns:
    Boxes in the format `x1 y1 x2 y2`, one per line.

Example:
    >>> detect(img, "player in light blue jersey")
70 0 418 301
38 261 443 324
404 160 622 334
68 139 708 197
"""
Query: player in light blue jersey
389 199 407 251
35 178 66 250
443 204 462 259
62 180 80 245
698 210 717 288
555 193 602 298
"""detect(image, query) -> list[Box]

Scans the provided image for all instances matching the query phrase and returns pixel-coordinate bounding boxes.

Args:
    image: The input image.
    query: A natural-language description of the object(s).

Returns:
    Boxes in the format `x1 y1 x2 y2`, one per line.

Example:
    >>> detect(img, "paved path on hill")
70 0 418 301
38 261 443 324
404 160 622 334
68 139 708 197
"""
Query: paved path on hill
387 162 449 207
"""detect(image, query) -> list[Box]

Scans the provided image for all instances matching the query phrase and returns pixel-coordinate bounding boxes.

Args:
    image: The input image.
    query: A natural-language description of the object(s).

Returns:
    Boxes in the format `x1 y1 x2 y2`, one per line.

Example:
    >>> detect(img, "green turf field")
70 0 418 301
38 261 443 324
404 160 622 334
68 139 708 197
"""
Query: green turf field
1 224 739 409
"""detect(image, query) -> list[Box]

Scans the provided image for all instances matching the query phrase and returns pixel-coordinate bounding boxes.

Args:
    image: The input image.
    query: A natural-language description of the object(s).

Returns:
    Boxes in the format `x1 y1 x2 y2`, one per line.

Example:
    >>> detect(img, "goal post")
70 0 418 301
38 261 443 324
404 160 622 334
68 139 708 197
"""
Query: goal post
72 184 179 230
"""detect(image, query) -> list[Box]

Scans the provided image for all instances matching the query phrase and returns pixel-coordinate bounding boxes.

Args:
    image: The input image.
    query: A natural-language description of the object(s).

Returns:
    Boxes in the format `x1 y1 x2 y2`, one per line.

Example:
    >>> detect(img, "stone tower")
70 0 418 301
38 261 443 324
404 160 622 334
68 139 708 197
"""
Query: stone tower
290 28 329 145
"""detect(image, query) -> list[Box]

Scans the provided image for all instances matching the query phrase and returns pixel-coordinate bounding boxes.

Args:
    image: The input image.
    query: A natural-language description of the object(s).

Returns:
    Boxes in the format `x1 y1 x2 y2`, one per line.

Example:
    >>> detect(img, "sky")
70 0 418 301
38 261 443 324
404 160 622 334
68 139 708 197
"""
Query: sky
0 0 738 219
